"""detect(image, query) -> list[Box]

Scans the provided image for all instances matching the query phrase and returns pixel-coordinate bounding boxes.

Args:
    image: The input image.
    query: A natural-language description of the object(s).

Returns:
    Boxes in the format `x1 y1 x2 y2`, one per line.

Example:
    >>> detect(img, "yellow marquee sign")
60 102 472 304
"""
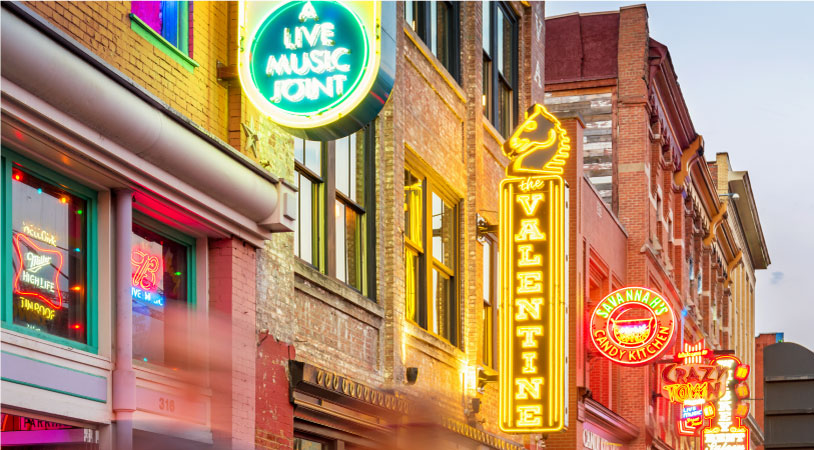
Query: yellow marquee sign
499 104 570 433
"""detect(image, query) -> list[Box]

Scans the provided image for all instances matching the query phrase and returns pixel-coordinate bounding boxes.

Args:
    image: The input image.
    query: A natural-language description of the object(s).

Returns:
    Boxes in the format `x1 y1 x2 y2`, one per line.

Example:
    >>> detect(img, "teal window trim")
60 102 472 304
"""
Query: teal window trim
129 12 199 73
1 149 99 354
131 212 197 371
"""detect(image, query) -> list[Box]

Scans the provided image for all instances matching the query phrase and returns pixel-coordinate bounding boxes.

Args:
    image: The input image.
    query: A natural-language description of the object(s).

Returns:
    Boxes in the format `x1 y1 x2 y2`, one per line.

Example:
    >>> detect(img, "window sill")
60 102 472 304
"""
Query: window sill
403 320 463 362
1 327 111 371
294 259 384 322
1 323 98 356
129 13 199 73
482 115 506 145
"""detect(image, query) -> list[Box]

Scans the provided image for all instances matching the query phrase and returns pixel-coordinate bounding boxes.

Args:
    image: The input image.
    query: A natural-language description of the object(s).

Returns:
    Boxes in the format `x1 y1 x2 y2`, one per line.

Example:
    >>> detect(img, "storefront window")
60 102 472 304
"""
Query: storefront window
131 220 193 368
7 164 90 346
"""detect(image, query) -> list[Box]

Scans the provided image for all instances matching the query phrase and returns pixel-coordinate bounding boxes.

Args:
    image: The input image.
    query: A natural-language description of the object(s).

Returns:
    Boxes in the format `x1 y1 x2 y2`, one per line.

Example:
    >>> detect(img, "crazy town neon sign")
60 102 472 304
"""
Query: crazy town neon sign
660 341 727 436
589 287 676 366
498 104 570 433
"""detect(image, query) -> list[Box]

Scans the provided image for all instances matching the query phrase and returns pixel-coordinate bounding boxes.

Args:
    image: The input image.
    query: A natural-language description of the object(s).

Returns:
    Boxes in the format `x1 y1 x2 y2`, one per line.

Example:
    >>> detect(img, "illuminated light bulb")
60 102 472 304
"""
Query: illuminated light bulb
174 271 182 276
72 324 81 330
60 197 68 204
37 188 43 194
74 248 81 252
13 173 21 181
71 286 82 292
76 210 83 215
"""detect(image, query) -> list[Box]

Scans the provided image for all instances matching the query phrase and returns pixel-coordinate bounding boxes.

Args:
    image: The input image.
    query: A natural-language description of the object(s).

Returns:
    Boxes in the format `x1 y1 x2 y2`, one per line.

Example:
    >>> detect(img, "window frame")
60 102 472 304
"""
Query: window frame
130 212 197 369
480 231 498 371
1 150 99 354
404 1 461 82
483 1 519 137
294 126 377 299
403 166 460 347
129 1 199 73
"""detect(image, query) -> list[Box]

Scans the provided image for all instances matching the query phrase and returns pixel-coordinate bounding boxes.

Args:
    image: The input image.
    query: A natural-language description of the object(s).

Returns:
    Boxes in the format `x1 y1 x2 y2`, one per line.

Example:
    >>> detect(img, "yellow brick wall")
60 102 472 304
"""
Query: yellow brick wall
23 1 230 142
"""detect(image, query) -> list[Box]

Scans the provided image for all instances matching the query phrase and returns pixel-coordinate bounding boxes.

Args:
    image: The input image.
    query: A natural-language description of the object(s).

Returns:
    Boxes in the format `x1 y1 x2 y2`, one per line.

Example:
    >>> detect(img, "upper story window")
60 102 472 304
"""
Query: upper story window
131 217 195 368
481 232 498 370
294 127 375 297
483 2 518 137
405 1 461 81
130 1 198 72
3 153 96 352
404 168 459 346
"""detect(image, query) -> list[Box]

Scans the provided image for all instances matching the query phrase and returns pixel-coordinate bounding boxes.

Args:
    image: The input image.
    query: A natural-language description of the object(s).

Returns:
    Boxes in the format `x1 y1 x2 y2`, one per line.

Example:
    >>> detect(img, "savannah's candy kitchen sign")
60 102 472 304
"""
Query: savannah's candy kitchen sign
238 1 395 140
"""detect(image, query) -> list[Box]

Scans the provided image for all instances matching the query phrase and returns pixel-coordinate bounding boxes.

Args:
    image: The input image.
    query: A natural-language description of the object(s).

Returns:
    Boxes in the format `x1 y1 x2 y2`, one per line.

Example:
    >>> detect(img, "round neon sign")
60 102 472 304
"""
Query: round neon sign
239 1 394 140
589 287 676 366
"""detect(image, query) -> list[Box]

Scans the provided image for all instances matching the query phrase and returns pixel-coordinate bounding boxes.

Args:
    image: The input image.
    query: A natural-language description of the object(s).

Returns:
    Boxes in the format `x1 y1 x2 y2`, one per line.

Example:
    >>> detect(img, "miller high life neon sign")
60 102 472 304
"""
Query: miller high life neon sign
498 104 570 433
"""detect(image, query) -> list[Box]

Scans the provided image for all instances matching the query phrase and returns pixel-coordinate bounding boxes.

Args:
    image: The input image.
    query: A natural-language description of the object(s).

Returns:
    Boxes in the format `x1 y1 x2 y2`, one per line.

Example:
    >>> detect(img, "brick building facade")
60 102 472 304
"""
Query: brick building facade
544 5 769 450
1 2 770 450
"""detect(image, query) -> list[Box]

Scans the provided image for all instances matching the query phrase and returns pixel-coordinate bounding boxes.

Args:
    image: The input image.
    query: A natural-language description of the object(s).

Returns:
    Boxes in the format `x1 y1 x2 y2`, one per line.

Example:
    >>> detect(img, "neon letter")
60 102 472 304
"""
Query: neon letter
515 377 544 400
515 297 544 321
521 352 538 373
517 272 543 294
516 193 544 216
517 326 543 348
517 244 542 266
514 219 546 242
516 405 543 427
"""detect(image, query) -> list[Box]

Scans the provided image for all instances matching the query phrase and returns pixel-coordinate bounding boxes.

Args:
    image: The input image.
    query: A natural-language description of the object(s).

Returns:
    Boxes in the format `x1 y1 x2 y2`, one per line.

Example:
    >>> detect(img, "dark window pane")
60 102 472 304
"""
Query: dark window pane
350 132 362 204
431 193 454 268
482 2 491 54
131 223 189 368
293 137 304 164
304 140 321 176
432 268 451 337
499 80 513 137
336 202 363 290
294 438 323 450
500 10 514 80
482 241 491 303
404 170 423 245
405 249 420 322
11 168 88 343
483 56 492 119
335 136 350 197
298 175 314 264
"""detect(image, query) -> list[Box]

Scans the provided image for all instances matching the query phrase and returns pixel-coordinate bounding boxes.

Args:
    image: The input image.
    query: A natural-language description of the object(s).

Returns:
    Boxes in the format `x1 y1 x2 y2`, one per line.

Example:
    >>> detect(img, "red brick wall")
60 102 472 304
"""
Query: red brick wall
256 334 295 450
209 237 257 449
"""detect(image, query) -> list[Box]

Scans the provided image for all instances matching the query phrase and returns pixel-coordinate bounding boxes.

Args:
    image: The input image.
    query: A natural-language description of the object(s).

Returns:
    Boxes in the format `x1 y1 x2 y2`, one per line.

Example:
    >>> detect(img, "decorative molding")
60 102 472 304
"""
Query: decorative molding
703 201 727 247
725 251 743 285
673 135 704 188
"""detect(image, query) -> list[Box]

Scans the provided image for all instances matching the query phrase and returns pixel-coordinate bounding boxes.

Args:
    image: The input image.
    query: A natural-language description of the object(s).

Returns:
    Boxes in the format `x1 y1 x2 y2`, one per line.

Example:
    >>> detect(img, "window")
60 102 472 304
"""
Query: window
131 217 195 368
481 234 498 370
130 1 198 72
2 153 96 351
404 168 459 346
483 2 518 137
405 1 460 81
294 127 375 297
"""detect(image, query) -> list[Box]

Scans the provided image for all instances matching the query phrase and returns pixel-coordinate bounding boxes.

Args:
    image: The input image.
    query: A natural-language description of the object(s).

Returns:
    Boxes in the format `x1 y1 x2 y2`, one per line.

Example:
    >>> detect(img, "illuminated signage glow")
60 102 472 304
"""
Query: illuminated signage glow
12 232 64 310
701 356 751 450
499 104 570 433
662 341 727 436
589 287 675 366
238 1 394 140
131 249 165 307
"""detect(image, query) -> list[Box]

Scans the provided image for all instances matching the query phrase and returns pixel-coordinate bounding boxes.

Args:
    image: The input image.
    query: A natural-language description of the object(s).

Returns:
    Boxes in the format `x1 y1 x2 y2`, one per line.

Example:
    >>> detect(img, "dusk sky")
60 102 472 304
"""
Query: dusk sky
546 2 814 350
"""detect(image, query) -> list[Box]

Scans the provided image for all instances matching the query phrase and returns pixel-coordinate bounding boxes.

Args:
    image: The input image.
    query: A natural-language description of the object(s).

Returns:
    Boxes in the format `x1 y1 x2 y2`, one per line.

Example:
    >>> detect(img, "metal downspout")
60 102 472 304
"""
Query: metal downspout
112 190 135 450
